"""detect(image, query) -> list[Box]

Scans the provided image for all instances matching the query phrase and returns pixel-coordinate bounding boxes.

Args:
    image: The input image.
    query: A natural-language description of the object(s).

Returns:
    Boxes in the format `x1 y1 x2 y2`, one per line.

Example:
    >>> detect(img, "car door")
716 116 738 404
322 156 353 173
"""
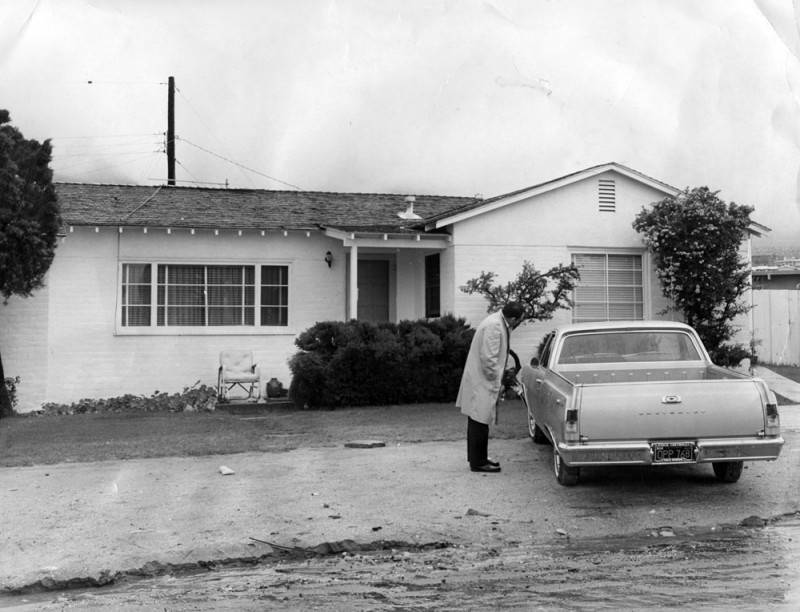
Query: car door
527 332 555 417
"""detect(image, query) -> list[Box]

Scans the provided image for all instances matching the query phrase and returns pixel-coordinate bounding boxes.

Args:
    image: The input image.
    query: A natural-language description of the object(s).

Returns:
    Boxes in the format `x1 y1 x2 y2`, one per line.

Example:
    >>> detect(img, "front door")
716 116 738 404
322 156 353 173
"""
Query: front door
357 260 389 322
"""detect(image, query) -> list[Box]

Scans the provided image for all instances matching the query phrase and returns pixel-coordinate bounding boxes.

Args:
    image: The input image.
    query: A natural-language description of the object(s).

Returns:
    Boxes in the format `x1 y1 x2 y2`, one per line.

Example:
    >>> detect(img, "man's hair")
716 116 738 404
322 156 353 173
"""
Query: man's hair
502 301 525 319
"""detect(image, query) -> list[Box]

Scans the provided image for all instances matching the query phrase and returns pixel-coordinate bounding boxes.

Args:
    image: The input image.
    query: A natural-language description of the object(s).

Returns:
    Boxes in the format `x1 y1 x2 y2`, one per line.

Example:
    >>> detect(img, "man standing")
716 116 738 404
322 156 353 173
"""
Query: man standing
456 302 525 473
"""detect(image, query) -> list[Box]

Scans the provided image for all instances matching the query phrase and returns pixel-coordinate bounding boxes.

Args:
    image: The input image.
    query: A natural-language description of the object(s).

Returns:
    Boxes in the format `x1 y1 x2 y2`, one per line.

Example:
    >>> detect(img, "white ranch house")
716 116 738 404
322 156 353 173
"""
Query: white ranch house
0 162 768 412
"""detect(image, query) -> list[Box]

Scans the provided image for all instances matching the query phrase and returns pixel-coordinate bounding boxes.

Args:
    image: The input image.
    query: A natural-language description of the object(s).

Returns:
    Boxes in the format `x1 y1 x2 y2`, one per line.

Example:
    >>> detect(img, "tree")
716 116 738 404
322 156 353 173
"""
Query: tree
0 110 60 416
632 186 753 364
460 260 580 322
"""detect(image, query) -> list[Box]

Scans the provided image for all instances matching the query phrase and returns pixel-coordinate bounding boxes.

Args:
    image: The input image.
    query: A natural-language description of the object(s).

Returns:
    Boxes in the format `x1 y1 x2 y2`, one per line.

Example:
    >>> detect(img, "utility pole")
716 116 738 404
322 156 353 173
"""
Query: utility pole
167 76 175 186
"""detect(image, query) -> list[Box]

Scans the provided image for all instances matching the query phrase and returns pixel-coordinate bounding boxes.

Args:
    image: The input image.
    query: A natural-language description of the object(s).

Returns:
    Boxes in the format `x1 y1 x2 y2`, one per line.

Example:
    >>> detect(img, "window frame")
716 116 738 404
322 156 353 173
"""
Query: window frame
570 249 648 323
424 253 441 319
116 260 293 335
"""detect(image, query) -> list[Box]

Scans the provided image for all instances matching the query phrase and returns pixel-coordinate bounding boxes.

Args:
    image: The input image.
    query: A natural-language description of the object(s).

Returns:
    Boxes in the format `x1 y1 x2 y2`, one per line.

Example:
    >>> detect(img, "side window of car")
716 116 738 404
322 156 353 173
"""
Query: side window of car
539 333 555 368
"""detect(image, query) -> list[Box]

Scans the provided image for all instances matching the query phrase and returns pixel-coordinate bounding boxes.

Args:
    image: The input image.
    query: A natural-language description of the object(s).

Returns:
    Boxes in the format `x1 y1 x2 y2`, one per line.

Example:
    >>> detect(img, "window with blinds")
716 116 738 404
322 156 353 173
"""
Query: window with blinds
121 263 152 326
572 253 643 322
121 263 288 328
261 265 289 326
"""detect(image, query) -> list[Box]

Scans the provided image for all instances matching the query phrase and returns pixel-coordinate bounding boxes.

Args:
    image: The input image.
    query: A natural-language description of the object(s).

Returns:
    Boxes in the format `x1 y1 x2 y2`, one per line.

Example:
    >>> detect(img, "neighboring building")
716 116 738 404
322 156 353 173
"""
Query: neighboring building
753 262 800 290
0 162 768 412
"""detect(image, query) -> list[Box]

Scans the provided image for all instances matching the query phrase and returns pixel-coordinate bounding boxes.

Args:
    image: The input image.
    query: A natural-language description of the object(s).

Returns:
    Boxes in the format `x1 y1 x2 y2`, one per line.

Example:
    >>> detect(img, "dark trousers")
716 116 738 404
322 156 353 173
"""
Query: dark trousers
467 417 489 467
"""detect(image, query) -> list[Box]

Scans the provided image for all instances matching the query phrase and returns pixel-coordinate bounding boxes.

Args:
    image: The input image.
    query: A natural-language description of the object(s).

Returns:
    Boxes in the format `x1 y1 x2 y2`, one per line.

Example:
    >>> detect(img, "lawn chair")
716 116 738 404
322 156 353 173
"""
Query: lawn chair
217 350 262 402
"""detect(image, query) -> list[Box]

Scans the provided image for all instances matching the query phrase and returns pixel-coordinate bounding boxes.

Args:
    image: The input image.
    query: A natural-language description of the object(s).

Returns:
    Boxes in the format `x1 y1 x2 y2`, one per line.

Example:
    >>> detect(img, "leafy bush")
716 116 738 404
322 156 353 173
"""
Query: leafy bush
461 260 579 322
633 187 753 357
289 315 475 408
35 382 218 415
4 376 20 410
710 343 756 368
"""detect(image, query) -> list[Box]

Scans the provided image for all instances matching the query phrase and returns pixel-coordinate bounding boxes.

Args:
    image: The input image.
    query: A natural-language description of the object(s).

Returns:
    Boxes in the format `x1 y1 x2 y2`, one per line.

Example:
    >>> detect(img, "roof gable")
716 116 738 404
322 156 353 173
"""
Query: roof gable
425 162 680 229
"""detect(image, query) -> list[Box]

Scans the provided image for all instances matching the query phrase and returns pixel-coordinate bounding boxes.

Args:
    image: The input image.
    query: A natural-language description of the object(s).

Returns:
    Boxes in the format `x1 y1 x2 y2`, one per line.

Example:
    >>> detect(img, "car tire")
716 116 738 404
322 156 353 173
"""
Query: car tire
712 460 743 483
553 447 579 486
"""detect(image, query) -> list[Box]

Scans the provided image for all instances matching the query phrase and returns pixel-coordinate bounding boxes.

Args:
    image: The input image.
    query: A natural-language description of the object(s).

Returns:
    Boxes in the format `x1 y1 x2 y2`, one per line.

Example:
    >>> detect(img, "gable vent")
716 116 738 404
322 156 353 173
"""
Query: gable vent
598 178 616 212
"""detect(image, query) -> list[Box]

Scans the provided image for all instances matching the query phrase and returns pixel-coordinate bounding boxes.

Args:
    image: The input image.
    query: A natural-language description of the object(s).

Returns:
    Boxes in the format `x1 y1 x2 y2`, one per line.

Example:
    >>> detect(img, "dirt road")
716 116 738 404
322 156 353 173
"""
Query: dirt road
2 406 799 610
6 513 799 610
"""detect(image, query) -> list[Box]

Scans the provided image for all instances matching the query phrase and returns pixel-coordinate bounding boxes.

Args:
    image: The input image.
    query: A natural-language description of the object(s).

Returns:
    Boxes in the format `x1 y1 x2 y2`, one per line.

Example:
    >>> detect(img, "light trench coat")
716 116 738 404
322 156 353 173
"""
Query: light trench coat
456 311 510 425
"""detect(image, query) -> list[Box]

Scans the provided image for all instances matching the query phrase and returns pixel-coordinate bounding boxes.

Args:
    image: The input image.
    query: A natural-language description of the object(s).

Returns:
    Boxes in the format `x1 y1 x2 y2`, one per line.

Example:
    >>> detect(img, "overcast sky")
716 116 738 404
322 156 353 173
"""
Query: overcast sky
2 0 799 249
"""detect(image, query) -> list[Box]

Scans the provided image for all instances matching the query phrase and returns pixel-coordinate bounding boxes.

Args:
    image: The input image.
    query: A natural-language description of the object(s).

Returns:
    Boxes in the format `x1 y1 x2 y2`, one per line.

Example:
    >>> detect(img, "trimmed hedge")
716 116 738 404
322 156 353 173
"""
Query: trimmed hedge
288 315 475 408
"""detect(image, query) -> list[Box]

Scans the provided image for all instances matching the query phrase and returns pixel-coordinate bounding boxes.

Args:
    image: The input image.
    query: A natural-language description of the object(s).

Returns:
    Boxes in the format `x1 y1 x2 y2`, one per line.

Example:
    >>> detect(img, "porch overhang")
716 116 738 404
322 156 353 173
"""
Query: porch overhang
323 227 450 249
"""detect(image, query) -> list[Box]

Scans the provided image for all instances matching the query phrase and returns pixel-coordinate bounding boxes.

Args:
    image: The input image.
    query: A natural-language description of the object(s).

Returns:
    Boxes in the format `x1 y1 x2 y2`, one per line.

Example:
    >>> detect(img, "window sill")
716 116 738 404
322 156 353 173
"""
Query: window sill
114 327 296 337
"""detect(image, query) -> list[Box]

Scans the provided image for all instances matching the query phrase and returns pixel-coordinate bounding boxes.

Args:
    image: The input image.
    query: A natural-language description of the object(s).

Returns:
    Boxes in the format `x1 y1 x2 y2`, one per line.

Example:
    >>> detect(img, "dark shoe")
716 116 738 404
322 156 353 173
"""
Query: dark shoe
470 463 501 473
486 458 500 467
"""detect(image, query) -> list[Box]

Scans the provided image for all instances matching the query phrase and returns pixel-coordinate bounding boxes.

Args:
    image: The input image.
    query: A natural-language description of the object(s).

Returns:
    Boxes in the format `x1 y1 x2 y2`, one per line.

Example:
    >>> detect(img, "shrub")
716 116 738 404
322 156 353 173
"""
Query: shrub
633 187 753 357
288 315 475 408
35 382 218 415
4 376 20 411
710 343 755 368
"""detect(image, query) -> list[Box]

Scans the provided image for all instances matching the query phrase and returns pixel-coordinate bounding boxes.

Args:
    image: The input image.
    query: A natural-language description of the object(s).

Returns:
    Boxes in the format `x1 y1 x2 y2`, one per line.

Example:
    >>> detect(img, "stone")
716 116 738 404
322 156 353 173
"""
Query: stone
344 440 386 449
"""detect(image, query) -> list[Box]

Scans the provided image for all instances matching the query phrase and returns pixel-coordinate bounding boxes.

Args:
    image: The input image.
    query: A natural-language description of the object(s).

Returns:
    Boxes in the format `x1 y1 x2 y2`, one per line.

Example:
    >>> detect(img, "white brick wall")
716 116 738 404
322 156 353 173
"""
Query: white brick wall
396 250 424 321
2 227 349 411
0 279 50 411
448 172 679 363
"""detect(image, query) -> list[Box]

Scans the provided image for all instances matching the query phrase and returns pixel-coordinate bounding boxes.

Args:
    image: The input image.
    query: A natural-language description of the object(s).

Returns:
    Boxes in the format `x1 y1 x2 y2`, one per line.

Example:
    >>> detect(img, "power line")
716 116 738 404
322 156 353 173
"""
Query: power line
51 133 162 139
56 151 162 176
146 177 230 187
175 85 255 187
175 158 202 184
178 137 302 190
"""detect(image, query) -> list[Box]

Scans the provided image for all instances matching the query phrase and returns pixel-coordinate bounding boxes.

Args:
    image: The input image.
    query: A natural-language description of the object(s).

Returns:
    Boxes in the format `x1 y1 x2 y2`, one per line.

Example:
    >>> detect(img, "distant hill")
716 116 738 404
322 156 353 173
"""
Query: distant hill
752 240 800 259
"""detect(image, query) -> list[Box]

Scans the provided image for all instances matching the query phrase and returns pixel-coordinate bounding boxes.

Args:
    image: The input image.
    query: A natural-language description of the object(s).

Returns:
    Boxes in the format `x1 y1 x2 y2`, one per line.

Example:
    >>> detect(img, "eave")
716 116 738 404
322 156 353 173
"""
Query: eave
323 227 450 249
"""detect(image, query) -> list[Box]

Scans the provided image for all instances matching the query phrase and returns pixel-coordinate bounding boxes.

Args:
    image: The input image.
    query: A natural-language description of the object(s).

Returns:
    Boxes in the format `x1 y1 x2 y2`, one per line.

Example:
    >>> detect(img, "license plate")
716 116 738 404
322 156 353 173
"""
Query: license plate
651 442 696 464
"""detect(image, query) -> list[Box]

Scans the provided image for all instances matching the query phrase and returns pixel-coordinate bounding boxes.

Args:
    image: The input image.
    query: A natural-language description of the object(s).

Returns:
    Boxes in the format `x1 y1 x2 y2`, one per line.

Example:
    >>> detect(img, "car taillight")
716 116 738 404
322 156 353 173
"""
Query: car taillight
765 402 780 436
565 408 579 442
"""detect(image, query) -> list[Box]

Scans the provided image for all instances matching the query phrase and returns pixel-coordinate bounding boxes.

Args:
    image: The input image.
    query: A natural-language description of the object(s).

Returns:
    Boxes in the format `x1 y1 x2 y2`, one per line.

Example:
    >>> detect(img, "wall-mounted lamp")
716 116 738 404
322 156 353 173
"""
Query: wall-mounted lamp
324 251 333 268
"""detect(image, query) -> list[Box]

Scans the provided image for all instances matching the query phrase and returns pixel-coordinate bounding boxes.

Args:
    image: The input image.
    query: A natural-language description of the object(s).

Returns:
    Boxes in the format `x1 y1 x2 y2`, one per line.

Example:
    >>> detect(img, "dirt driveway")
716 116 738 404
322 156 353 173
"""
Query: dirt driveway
2 409 799 609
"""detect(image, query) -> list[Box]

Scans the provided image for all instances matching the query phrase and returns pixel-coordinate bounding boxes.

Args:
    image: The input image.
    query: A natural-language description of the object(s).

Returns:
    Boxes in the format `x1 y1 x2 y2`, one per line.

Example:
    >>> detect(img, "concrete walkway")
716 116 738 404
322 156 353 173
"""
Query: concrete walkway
753 366 800 404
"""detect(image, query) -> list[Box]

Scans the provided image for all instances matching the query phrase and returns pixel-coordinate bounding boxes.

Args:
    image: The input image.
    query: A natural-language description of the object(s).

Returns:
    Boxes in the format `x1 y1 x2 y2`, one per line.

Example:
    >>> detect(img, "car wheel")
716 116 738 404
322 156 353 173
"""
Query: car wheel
523 388 549 444
712 460 743 483
553 447 579 486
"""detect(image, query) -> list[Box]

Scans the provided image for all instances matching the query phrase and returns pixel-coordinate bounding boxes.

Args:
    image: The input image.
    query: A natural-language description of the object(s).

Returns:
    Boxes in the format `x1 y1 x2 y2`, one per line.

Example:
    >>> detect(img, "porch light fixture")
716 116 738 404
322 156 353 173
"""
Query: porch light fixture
324 251 333 268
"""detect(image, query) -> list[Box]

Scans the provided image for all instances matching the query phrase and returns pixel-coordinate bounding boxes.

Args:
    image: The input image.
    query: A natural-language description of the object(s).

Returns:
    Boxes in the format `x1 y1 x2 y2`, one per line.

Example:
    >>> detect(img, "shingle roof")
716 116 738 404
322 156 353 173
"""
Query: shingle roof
55 183 478 233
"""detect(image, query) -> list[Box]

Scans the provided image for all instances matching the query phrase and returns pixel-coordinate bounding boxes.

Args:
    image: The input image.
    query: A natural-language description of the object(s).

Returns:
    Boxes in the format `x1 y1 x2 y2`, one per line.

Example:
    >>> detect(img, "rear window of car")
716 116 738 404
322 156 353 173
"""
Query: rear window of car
557 331 702 364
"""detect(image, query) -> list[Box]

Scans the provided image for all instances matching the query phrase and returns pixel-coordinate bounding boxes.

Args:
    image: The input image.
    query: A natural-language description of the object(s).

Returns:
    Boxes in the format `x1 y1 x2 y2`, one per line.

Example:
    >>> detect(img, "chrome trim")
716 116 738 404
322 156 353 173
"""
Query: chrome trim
556 436 784 467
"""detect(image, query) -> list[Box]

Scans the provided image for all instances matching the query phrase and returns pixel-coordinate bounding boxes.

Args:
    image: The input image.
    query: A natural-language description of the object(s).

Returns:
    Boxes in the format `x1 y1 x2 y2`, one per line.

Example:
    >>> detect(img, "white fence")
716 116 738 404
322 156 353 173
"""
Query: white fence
752 290 800 366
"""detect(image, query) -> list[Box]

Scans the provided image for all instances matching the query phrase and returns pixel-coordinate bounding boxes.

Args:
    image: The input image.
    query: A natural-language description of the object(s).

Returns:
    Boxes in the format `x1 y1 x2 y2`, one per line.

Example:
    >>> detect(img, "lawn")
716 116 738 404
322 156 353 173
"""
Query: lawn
8 365 795 468
0 400 529 467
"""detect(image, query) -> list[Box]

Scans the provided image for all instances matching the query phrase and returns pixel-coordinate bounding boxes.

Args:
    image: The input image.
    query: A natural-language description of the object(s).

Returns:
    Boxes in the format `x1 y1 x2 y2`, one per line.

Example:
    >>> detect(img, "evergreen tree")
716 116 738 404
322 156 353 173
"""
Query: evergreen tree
0 110 60 416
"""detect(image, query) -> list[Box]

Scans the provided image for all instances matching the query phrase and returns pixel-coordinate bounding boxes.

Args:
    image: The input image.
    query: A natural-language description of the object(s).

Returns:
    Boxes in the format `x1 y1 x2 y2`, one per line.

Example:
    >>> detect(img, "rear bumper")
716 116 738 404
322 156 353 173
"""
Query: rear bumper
556 436 785 467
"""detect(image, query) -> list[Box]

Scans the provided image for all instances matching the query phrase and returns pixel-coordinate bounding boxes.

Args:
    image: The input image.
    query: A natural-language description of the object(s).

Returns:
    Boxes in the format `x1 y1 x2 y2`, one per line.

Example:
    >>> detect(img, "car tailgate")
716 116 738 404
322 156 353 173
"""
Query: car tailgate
577 378 766 441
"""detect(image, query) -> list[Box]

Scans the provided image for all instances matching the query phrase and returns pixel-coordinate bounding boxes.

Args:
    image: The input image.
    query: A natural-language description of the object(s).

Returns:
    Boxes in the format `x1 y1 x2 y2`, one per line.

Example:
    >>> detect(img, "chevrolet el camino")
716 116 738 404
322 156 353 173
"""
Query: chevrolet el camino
519 321 784 486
